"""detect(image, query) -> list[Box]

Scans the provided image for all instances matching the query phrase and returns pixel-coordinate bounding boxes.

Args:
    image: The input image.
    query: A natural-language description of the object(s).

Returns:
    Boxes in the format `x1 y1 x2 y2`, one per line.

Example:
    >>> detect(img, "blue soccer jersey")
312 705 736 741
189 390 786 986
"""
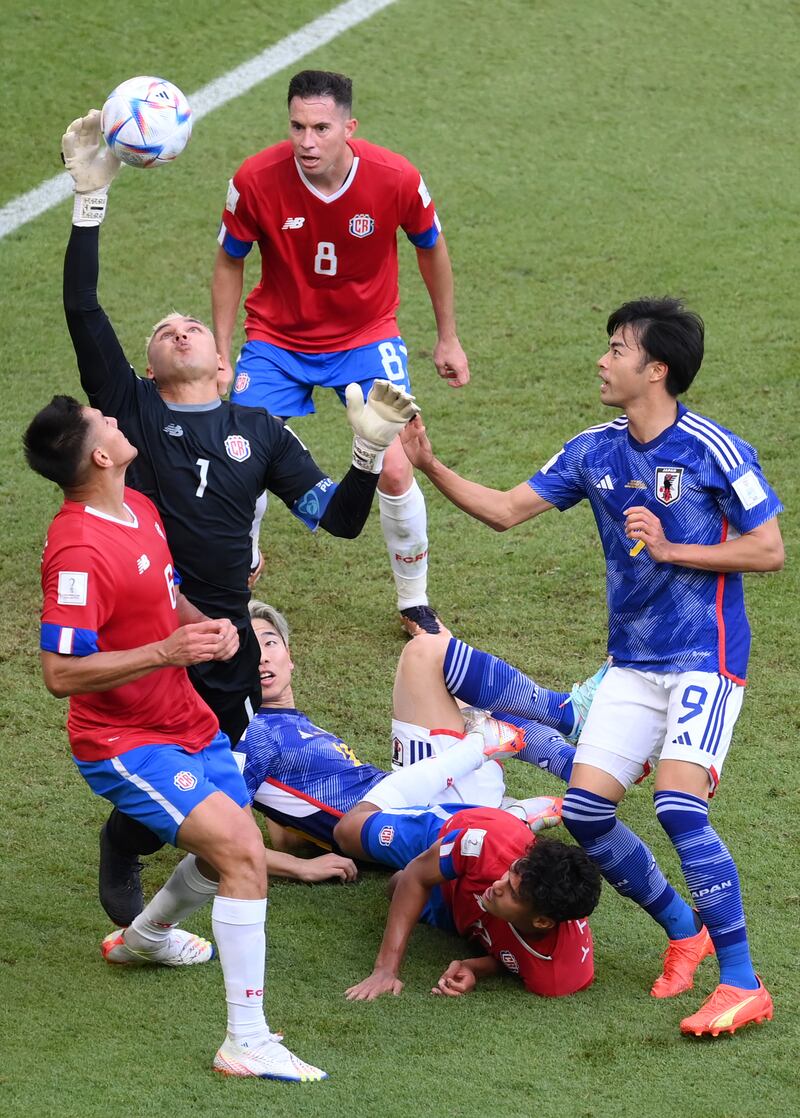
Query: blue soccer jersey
235 707 386 848
529 404 782 681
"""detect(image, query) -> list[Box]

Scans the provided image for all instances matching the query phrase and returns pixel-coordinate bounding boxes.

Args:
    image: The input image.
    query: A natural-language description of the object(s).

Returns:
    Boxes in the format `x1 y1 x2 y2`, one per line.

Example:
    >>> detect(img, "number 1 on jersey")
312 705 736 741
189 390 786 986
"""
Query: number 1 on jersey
195 458 210 498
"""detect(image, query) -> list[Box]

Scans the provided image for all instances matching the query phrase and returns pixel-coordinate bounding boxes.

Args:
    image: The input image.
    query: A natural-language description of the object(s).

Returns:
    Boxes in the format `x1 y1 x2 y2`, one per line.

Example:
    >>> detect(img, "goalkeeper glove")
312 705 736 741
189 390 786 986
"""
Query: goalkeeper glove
61 110 121 226
345 380 420 474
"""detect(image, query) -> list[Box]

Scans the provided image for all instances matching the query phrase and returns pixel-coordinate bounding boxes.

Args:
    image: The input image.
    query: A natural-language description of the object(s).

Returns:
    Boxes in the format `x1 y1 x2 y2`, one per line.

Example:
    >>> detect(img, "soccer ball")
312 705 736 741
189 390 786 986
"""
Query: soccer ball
101 76 192 168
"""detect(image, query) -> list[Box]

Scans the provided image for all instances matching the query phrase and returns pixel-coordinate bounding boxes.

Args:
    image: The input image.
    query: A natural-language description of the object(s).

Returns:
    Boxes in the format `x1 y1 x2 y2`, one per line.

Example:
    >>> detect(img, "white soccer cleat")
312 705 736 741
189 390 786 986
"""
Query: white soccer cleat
101 927 214 967
213 1033 328 1082
504 796 563 834
461 708 525 761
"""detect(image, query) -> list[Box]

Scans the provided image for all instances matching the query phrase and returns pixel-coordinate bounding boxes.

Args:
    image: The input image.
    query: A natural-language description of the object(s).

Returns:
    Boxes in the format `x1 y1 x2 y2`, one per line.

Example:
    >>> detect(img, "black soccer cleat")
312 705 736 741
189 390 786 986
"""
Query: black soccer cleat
399 604 442 636
99 821 144 927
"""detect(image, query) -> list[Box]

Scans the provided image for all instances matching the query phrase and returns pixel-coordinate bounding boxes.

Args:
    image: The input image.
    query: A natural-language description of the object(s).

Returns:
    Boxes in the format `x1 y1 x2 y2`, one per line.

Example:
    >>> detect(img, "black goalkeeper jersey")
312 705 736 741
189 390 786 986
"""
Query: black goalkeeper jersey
63 226 376 705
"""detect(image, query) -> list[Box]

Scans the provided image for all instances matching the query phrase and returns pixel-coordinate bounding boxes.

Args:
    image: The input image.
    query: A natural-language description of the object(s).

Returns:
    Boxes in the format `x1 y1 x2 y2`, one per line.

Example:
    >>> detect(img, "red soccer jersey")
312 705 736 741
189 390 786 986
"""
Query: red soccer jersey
40 488 219 761
218 138 439 352
437 808 594 997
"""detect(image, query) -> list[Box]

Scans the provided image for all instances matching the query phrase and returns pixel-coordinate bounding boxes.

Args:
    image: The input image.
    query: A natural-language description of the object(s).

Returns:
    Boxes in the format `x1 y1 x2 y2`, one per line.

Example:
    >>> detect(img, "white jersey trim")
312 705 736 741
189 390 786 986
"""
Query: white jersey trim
295 156 360 203
507 919 553 960
84 502 139 527
678 412 744 473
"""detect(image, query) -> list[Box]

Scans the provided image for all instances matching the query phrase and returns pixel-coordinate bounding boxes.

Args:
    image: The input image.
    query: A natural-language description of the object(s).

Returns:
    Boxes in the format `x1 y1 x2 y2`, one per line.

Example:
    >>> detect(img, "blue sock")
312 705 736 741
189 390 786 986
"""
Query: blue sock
444 638 573 736
655 790 758 989
563 789 696 937
493 712 575 783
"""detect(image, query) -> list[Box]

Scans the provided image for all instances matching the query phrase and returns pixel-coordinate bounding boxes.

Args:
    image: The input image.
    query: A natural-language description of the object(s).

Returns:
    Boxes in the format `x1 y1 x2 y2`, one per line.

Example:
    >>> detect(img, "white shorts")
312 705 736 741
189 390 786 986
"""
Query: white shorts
389 718 505 808
575 667 744 792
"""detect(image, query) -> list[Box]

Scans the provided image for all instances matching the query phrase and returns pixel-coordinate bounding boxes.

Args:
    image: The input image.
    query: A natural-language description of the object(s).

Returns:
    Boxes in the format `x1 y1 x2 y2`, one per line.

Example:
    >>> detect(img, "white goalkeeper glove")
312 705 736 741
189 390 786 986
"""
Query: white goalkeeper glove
61 110 122 226
345 380 421 474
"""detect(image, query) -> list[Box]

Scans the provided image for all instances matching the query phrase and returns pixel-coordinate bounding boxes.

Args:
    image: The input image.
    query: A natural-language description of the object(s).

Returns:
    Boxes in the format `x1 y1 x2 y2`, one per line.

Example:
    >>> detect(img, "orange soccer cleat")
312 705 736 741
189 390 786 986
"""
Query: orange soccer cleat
680 977 773 1037
650 926 715 998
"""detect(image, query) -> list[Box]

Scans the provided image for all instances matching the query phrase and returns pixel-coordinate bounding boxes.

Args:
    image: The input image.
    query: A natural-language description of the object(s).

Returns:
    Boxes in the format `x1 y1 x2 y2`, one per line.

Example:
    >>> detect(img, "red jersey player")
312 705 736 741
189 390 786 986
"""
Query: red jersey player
212 69 470 636
25 395 327 1082
335 803 601 1001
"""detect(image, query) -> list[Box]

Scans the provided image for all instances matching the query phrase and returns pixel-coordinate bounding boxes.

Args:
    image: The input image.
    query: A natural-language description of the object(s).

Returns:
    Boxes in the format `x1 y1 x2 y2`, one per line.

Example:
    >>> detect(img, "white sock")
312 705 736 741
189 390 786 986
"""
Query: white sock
378 480 429 610
124 854 218 950
366 733 486 810
250 490 268 570
212 895 270 1043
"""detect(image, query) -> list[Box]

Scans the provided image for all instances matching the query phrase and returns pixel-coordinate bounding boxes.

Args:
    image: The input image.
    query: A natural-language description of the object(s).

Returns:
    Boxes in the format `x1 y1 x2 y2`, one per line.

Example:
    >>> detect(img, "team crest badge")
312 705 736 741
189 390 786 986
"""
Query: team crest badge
499 950 520 974
233 372 250 394
378 825 395 847
349 213 375 238
174 771 198 791
224 434 251 462
655 466 684 506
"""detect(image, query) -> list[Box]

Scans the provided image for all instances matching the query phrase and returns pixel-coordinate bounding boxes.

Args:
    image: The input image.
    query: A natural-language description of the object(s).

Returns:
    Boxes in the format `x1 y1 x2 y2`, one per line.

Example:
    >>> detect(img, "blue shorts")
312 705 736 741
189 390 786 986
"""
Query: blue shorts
361 805 469 933
230 336 411 417
74 731 249 846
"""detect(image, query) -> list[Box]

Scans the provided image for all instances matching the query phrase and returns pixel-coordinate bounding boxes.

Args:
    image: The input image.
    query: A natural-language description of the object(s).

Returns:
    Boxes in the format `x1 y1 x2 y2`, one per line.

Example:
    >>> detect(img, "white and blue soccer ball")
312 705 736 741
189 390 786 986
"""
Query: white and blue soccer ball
101 76 192 168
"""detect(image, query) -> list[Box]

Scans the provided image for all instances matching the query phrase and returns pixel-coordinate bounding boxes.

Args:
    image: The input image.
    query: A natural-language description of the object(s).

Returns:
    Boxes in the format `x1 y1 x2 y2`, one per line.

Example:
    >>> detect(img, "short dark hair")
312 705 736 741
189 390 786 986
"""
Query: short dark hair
606 297 705 396
23 395 91 489
287 70 353 113
516 836 602 923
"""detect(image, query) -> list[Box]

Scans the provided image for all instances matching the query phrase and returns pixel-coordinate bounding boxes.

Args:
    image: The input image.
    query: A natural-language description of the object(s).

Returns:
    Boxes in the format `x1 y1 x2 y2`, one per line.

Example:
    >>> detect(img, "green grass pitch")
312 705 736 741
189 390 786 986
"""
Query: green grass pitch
1 1 797 1115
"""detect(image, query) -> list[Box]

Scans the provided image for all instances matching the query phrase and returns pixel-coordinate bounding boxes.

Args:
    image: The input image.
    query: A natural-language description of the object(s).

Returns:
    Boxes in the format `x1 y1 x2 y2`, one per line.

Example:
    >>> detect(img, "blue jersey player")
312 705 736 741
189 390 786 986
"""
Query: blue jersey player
237 600 590 854
400 297 784 1037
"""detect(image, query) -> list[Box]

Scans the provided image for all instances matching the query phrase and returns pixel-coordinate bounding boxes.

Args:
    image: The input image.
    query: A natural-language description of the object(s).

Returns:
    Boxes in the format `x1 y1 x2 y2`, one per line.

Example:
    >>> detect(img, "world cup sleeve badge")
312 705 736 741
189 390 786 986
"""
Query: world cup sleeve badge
655 466 684 506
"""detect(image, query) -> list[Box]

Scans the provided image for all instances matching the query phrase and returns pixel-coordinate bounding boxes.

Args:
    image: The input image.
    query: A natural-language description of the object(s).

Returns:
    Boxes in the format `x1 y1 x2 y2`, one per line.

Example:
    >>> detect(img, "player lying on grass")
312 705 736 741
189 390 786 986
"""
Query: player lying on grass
61 109 418 924
25 395 326 1083
108 599 602 924
238 601 587 851
336 803 602 1001
400 297 784 1037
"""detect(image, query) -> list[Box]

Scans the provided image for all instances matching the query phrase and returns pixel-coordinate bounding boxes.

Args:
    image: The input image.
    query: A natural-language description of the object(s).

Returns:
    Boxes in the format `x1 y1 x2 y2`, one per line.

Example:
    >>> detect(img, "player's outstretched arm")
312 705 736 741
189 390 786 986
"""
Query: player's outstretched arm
415 235 470 387
211 247 246 395
345 842 444 1002
264 850 359 884
62 113 134 405
400 417 555 531
61 110 121 226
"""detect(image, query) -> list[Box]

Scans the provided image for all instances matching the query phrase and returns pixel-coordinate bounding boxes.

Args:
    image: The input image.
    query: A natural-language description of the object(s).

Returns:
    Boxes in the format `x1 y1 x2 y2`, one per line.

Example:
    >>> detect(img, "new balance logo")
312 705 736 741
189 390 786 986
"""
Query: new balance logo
672 731 693 747
163 423 184 437
281 217 305 230
136 554 150 574
595 474 614 490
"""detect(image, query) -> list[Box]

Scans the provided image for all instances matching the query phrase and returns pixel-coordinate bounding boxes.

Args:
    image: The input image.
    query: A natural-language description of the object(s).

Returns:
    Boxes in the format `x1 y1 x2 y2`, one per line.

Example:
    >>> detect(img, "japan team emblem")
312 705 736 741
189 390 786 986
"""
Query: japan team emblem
378 825 395 847
224 434 251 462
655 466 684 506
174 771 198 791
349 213 375 238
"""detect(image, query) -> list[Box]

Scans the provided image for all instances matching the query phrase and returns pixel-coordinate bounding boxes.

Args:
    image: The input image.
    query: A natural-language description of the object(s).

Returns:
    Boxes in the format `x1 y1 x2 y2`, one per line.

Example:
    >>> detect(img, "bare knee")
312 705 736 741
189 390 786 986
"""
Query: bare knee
208 815 267 890
398 631 450 675
378 439 413 494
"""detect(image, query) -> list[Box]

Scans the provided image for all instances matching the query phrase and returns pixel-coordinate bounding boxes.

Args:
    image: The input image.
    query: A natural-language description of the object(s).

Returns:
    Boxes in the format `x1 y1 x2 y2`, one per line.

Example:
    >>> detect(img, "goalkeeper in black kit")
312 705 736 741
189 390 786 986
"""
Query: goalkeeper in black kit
60 109 420 924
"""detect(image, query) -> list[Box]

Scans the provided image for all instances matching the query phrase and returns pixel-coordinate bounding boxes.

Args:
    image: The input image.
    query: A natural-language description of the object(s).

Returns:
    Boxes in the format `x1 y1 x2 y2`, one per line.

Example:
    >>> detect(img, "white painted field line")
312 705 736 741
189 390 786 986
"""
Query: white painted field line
0 0 397 241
